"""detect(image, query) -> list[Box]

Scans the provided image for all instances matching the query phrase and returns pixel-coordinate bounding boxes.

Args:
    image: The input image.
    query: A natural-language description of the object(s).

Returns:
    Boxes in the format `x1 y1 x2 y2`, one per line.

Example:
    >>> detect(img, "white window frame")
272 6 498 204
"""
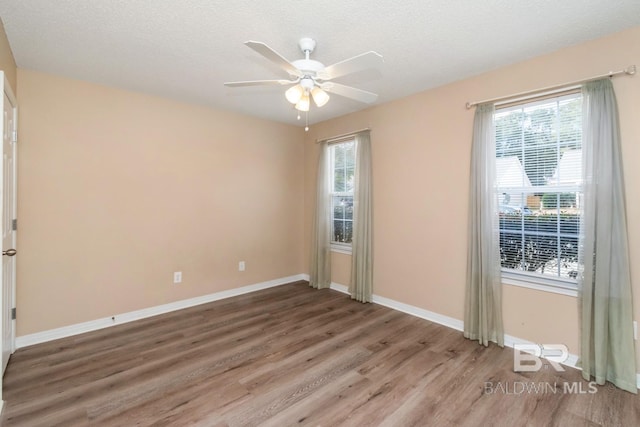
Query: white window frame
495 93 582 296
329 140 355 254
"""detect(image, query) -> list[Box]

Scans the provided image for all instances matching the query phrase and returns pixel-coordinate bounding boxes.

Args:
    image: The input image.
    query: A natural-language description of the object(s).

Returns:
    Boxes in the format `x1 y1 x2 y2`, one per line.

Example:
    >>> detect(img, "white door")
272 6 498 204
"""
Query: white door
1 74 17 374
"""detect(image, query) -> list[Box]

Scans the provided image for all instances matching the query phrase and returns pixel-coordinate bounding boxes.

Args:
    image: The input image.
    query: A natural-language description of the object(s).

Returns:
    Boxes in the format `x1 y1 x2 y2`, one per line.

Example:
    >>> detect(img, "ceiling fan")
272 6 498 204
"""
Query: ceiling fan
224 38 383 113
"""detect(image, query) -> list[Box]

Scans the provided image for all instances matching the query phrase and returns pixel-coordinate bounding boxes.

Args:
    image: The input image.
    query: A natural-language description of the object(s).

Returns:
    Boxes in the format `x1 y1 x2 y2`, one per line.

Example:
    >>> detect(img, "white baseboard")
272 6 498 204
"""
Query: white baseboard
327 280 639 389
15 274 307 349
329 281 464 331
16 274 640 389
330 281 579 366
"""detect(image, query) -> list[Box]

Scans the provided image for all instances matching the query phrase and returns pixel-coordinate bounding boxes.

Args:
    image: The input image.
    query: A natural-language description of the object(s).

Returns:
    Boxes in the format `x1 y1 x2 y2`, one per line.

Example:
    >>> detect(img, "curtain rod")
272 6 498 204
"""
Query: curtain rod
466 65 636 109
315 128 371 144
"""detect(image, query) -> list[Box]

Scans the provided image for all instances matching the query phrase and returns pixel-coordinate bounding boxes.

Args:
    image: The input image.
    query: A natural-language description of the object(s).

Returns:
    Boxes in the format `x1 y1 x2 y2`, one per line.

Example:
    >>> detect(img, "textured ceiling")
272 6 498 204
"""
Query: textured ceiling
1 1 639 126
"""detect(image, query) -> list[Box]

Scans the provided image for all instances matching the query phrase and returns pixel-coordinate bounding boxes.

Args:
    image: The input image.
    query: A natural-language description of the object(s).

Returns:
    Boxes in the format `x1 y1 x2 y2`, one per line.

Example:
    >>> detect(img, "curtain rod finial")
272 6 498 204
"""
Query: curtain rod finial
466 102 473 109
626 65 636 75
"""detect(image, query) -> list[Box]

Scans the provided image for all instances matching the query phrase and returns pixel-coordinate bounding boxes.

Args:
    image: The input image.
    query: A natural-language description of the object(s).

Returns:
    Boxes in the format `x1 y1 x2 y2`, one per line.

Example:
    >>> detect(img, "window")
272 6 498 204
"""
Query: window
329 140 355 249
495 93 582 289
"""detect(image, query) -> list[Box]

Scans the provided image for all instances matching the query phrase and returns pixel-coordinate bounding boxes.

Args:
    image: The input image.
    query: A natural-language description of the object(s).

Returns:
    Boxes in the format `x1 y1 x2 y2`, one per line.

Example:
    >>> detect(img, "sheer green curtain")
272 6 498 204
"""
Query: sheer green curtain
349 131 373 302
309 142 331 289
464 103 504 347
579 79 637 393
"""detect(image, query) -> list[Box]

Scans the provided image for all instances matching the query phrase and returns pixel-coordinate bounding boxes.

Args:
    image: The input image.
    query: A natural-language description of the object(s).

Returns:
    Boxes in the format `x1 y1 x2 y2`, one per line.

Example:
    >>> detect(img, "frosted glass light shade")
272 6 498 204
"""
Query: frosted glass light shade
285 85 304 104
295 93 310 111
311 87 330 107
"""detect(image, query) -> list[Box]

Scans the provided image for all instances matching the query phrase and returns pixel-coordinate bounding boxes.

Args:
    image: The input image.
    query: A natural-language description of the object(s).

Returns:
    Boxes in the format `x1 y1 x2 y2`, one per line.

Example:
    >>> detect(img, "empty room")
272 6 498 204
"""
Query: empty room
0 1 639 425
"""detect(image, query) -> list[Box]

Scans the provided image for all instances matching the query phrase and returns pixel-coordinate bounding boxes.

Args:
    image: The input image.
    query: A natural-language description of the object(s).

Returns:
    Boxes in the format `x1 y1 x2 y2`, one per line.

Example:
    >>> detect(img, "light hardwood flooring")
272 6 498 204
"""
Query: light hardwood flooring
2 281 639 426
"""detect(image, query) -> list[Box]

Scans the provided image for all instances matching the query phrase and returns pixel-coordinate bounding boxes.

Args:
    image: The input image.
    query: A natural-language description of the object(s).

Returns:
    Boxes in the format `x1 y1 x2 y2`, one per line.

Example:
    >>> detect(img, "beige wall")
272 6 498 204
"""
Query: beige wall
17 69 305 335
11 23 640 375
304 26 640 367
0 18 17 92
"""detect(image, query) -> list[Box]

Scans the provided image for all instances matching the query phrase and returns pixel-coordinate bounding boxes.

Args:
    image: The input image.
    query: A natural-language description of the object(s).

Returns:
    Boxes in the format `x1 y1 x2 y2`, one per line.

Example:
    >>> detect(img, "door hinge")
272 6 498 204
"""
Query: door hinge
12 218 17 231
11 307 16 320
11 130 17 143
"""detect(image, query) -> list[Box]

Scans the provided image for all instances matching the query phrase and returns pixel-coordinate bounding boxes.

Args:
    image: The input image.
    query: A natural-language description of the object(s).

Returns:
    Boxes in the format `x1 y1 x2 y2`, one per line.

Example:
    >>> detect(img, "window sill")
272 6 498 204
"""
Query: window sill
330 244 352 255
501 272 578 297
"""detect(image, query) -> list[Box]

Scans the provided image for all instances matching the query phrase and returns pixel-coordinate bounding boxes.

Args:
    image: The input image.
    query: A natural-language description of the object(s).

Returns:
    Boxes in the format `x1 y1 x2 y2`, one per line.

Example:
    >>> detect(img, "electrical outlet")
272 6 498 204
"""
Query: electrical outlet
239 261 245 272
173 271 182 284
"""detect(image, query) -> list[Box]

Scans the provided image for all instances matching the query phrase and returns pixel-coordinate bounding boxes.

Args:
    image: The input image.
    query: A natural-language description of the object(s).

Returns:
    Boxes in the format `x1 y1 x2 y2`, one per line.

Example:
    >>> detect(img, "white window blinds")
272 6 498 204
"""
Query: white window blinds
330 140 355 245
495 93 582 284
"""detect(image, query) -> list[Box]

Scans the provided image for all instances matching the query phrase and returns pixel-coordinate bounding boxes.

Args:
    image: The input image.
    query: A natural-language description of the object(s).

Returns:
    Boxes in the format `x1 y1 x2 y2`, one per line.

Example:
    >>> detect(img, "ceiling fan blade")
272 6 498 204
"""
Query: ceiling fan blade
321 82 378 104
224 79 297 87
245 41 303 78
318 51 383 80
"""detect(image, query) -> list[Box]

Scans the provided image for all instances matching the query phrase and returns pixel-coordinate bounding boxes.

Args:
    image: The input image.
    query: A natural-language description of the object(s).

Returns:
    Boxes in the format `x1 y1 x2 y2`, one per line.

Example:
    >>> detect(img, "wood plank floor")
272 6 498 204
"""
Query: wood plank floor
2 281 639 426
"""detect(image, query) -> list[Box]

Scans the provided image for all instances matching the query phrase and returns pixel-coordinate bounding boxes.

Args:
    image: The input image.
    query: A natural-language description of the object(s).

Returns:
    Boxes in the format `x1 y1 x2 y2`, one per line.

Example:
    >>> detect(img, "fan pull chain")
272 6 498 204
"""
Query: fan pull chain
305 111 309 132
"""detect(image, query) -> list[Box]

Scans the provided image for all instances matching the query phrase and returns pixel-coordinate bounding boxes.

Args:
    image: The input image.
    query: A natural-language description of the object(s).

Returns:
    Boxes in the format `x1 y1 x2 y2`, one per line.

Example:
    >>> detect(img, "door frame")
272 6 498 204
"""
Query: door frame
1 71 17 363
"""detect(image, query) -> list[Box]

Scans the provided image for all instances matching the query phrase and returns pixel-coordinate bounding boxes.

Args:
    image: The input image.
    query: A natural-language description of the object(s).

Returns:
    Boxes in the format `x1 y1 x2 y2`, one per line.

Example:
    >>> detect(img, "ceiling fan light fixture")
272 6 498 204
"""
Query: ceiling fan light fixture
311 87 330 107
295 93 310 111
285 84 304 104
225 38 383 129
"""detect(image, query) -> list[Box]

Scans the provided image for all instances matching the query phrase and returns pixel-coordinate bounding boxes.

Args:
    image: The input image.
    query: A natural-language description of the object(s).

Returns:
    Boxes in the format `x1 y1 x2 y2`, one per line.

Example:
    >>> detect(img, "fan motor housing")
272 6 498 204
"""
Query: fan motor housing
292 59 325 77
293 38 324 78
